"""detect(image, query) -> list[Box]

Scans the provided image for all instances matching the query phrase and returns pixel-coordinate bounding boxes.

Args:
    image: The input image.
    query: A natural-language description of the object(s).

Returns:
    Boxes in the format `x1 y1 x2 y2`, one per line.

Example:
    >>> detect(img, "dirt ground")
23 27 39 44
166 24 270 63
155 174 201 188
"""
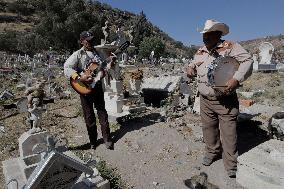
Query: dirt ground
0 71 283 188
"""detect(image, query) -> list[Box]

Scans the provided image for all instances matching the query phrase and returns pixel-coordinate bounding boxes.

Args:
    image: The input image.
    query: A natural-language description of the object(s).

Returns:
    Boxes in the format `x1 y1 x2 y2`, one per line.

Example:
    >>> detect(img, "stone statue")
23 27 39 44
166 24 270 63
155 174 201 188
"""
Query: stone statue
102 21 110 44
24 81 45 134
28 98 43 134
106 59 121 81
115 26 126 45
125 26 134 44
149 50 155 63
24 81 45 108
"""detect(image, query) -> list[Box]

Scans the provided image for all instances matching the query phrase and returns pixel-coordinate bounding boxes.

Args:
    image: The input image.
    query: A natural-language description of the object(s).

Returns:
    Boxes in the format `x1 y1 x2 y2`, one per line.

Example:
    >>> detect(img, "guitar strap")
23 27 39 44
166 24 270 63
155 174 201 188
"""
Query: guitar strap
85 50 103 69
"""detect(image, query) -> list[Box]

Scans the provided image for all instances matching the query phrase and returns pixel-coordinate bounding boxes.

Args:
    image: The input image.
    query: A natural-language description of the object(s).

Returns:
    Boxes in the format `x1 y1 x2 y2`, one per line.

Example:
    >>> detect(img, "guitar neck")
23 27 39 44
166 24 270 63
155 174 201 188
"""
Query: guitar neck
96 41 130 70
97 57 112 71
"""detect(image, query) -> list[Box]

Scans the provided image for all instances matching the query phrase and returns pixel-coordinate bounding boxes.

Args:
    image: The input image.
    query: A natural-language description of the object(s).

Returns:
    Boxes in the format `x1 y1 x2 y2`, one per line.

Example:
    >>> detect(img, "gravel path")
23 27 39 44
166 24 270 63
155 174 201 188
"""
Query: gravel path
1 97 277 189
66 111 247 189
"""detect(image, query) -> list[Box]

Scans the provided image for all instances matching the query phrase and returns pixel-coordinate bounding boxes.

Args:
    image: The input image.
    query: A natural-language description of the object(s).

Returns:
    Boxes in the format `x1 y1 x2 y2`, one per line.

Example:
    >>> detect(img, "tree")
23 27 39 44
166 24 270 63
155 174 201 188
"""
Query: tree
33 0 97 51
6 0 36 16
0 31 18 52
138 37 165 60
132 11 152 48
17 33 49 54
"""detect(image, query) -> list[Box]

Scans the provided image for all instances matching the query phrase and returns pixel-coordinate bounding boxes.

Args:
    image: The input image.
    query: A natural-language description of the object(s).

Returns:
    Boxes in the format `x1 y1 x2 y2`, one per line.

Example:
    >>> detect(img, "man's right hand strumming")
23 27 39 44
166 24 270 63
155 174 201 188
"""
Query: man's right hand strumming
186 67 196 78
79 73 93 83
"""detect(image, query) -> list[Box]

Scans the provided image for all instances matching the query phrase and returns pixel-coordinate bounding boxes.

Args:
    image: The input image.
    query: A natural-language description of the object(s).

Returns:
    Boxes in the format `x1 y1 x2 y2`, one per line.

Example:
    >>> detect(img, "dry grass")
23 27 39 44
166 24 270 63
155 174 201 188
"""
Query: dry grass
2 0 16 3
0 22 34 32
0 12 17 16
240 72 284 107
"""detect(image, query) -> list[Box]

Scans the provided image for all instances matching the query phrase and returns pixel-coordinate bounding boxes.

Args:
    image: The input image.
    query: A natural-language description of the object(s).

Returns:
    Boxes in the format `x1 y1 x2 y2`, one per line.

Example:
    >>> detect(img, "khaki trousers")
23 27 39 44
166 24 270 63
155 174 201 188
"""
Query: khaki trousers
200 93 239 171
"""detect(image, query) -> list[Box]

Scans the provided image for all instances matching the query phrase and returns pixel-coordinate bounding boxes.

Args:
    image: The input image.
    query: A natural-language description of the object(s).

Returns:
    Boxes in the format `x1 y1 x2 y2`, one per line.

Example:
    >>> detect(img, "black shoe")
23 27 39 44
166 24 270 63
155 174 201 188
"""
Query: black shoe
202 155 221 166
104 141 113 150
90 142 98 150
227 169 237 178
202 156 214 166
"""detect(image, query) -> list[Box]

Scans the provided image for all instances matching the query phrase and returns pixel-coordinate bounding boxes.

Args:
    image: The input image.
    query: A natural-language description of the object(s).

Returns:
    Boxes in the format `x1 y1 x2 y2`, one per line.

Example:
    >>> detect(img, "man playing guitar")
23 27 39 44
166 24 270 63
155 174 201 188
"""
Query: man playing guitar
64 31 115 149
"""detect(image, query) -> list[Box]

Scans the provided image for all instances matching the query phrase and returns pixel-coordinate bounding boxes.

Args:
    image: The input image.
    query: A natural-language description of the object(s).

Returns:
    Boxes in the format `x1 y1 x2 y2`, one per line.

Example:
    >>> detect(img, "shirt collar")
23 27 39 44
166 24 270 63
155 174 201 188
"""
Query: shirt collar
200 40 225 53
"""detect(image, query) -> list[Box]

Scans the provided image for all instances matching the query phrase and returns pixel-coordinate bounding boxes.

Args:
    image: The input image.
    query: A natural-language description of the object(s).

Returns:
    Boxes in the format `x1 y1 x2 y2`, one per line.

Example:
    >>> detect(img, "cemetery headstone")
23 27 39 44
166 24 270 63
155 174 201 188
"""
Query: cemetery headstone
259 42 274 64
24 150 94 189
257 42 277 71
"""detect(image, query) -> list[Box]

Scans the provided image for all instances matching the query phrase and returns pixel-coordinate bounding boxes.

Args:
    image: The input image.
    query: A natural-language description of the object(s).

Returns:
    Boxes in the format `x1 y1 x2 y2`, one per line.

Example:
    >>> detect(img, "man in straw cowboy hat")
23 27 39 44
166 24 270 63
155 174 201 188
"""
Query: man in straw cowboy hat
187 19 253 178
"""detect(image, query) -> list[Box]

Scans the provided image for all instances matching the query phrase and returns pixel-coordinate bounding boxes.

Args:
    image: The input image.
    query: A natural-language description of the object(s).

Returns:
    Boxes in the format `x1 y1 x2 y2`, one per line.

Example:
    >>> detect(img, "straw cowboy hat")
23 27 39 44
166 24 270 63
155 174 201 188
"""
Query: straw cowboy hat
198 19 229 36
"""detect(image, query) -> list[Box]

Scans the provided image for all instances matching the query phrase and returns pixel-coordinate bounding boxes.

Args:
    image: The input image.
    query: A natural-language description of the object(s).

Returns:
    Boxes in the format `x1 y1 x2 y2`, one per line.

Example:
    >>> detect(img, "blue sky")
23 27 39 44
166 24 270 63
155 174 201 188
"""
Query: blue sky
97 0 284 46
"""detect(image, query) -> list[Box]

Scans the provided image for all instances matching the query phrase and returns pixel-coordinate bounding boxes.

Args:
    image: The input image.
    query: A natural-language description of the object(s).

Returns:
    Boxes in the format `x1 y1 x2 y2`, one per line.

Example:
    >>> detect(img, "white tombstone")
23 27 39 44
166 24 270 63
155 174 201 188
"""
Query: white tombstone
121 52 128 63
259 42 274 64
129 79 142 95
110 80 123 94
252 54 259 71
149 51 155 63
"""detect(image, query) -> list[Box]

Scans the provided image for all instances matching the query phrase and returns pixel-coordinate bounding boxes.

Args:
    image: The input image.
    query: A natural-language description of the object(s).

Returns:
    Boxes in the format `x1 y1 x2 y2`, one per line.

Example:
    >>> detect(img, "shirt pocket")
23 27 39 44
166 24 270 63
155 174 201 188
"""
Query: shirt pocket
80 55 89 69
196 62 206 77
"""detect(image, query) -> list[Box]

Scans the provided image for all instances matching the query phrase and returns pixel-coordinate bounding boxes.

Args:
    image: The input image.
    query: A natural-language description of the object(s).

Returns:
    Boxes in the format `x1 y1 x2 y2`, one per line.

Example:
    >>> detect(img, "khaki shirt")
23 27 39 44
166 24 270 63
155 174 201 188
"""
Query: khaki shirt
189 40 253 97
64 47 102 78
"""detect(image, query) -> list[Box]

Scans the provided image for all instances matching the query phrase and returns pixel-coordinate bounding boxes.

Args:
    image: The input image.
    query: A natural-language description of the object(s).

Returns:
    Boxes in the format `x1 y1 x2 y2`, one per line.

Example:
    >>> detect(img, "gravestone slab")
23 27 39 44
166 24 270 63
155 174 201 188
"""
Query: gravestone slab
19 131 48 157
259 42 274 65
16 97 28 113
257 64 277 71
0 89 14 100
141 76 182 92
3 150 109 189
24 150 94 189
237 139 284 189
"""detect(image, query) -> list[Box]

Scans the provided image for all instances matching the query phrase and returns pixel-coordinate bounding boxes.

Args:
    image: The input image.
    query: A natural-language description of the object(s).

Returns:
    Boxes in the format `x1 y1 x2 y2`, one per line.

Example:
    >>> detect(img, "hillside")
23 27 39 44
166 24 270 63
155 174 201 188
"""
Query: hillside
0 0 196 58
240 35 284 62
1 0 284 61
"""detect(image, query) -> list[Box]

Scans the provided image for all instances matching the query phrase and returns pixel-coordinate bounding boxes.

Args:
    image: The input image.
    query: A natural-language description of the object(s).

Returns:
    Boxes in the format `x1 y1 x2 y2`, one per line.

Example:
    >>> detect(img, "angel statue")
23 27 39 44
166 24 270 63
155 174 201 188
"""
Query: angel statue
102 21 110 44
24 81 45 134
125 25 134 44
28 98 43 134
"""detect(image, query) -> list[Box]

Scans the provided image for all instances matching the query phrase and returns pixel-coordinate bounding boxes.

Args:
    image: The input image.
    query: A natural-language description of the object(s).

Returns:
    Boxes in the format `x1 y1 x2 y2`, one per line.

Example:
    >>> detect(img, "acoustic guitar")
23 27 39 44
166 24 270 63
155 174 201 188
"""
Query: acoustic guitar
70 41 130 95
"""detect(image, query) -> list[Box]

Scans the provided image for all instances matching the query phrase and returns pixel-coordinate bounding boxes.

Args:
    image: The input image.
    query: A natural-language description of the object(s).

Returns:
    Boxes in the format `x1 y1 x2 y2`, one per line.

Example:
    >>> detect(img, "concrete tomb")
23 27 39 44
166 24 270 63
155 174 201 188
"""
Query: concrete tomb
2 132 110 189
237 139 284 189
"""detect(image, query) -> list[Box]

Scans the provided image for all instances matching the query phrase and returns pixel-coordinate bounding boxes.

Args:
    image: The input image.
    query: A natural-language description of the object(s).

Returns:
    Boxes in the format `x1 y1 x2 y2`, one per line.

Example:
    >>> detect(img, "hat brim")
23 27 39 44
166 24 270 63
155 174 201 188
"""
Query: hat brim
198 23 229 36
81 36 94 41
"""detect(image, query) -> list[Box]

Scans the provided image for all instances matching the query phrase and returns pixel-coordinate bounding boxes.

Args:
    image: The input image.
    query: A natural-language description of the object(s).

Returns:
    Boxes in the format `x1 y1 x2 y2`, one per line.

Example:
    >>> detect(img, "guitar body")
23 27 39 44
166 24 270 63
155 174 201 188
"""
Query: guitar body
70 63 100 95
70 78 93 95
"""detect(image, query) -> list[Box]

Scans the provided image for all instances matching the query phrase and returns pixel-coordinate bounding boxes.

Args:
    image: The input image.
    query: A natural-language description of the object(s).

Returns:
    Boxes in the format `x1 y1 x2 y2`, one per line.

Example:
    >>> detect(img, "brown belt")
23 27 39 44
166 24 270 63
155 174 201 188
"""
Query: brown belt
201 95 219 100
201 92 237 101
